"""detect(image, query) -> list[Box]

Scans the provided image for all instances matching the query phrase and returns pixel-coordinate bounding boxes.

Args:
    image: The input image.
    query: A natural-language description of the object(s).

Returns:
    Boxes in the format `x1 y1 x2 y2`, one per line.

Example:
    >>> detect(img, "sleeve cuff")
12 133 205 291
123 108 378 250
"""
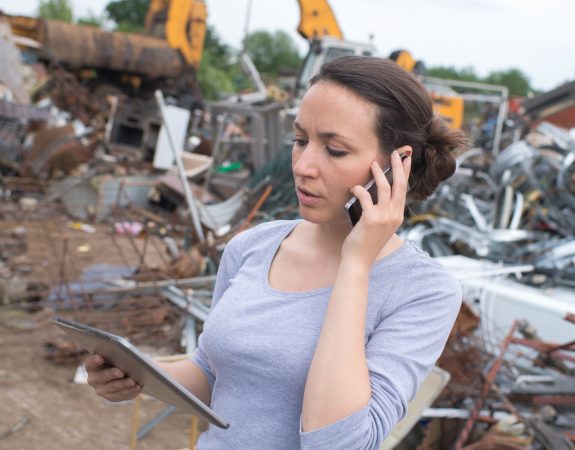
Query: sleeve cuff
300 404 370 450
190 354 215 391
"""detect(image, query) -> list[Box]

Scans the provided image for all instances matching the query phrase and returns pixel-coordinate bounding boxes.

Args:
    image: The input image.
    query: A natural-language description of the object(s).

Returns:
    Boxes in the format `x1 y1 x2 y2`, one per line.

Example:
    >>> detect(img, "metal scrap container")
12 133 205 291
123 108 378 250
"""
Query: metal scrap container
38 19 184 79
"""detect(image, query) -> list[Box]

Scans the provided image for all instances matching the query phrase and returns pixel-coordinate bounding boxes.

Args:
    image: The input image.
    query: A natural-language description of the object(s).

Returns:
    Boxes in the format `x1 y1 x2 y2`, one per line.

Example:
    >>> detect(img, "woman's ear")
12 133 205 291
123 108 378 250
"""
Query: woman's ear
397 145 413 158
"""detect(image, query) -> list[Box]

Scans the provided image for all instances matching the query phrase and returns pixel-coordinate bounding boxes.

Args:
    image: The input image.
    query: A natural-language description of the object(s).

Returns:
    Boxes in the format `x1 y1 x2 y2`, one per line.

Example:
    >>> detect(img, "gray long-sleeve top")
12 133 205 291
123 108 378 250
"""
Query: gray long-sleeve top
192 219 461 449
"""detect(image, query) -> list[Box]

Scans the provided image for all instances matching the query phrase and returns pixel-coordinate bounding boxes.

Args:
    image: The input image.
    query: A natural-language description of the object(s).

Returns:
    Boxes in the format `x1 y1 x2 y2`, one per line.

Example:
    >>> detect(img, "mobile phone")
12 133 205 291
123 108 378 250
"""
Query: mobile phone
344 154 409 227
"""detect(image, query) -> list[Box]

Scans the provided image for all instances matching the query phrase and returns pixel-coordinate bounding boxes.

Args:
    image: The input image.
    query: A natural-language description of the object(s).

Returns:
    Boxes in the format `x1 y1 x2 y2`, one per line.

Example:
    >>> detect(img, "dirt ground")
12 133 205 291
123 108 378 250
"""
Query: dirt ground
0 310 199 450
0 207 207 450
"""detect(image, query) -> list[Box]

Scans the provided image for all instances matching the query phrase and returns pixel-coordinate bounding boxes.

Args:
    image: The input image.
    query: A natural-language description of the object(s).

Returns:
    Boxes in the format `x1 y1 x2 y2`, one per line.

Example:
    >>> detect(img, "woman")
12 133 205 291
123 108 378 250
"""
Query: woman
86 56 468 449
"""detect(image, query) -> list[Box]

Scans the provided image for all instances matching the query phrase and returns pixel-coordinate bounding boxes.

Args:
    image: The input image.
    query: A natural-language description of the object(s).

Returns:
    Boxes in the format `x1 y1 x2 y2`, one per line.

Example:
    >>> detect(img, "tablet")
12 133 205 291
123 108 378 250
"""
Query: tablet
52 316 229 429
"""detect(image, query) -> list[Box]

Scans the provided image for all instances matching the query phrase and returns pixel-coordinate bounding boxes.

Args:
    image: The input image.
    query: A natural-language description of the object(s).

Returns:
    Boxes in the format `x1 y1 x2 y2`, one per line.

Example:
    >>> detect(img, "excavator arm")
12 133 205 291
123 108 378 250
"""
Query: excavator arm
145 0 207 69
296 0 343 40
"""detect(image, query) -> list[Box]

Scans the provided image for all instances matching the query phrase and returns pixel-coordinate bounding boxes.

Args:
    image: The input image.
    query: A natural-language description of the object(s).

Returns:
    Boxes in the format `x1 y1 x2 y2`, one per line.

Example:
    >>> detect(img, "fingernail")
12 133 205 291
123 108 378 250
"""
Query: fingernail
115 369 123 378
392 150 399 158
371 160 378 166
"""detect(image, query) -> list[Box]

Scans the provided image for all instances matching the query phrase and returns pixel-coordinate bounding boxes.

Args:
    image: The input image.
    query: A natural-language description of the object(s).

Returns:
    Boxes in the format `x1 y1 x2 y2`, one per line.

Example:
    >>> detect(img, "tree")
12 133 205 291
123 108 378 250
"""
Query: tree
204 26 233 68
244 30 302 79
37 0 73 22
426 65 534 97
197 26 238 100
77 10 103 28
198 50 236 100
105 0 149 33
484 68 532 97
426 66 480 83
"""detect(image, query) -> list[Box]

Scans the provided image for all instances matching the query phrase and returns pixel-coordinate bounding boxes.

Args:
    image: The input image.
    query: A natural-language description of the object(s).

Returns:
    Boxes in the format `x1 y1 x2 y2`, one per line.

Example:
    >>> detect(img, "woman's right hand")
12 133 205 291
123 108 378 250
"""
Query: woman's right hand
85 353 142 402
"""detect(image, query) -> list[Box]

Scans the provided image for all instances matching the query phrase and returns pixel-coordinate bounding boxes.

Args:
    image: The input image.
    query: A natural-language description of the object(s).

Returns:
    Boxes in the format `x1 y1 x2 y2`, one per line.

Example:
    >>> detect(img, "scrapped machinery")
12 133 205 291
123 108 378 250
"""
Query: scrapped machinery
4 0 207 102
292 1 471 132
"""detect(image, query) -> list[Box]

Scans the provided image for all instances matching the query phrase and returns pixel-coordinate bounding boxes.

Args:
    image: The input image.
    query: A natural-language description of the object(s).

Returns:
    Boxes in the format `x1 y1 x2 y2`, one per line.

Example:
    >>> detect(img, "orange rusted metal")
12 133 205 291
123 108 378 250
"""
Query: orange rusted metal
38 20 184 79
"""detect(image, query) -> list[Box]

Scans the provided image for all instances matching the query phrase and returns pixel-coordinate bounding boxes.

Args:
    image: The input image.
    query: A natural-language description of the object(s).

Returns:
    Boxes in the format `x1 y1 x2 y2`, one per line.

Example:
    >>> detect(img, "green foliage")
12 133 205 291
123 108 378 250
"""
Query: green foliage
244 30 302 79
76 10 103 28
426 66 480 83
427 65 533 97
105 0 149 33
204 26 233 69
197 26 237 100
37 0 73 22
198 50 236 100
484 68 532 97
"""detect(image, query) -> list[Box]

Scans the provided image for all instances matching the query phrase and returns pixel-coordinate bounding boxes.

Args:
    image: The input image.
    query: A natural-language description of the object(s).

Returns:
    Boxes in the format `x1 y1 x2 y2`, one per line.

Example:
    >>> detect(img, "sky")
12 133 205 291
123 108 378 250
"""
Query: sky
1 0 574 92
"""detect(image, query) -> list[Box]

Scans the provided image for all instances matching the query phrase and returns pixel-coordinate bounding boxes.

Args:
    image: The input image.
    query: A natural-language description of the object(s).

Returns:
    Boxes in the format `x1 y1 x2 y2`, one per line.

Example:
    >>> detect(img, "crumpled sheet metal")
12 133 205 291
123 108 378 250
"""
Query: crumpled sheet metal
404 122 575 288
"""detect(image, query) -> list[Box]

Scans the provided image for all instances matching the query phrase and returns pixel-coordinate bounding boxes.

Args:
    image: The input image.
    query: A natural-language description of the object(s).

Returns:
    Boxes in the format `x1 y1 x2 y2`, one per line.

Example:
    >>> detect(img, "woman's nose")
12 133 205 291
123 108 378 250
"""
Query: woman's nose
292 145 320 178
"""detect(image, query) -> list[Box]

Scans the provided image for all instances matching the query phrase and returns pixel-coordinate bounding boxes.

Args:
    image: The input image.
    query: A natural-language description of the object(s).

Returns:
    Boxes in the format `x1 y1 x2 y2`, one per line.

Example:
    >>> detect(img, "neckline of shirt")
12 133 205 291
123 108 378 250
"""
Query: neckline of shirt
262 219 415 298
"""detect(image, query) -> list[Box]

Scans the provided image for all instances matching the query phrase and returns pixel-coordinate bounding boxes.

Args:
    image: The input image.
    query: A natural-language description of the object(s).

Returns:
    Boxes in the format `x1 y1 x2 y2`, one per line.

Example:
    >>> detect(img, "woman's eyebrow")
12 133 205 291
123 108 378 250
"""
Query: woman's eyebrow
293 121 353 142
293 120 305 132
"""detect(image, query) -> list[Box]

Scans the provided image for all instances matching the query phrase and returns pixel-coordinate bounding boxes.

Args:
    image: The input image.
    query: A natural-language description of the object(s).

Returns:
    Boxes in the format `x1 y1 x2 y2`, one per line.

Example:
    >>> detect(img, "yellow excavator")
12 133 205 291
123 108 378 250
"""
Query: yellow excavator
294 0 463 129
4 0 207 100
5 0 462 127
294 0 376 99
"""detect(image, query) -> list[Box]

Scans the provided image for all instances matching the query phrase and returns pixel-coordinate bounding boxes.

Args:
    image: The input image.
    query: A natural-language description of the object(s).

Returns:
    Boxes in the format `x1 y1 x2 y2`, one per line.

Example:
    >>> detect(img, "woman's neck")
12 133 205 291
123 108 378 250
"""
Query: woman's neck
302 220 404 262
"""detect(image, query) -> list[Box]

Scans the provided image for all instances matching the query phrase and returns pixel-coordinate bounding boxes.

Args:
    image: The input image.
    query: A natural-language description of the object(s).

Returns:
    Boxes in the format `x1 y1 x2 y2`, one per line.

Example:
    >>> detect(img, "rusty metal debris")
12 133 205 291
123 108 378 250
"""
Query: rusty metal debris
404 122 575 289
0 8 574 449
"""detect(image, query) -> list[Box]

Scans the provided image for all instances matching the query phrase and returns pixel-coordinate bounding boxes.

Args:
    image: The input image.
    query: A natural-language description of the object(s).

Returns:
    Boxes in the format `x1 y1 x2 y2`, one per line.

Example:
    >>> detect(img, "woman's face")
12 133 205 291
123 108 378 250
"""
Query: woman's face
292 81 385 225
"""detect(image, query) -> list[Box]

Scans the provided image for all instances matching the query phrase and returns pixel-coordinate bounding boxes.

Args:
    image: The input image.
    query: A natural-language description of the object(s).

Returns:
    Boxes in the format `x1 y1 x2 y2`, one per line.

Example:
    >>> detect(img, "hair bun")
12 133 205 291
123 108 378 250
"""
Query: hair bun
409 115 469 200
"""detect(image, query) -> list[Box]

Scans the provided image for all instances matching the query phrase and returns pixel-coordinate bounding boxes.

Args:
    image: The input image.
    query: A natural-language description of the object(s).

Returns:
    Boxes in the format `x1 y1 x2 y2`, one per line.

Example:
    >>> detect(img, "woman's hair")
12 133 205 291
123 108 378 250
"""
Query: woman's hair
309 56 469 200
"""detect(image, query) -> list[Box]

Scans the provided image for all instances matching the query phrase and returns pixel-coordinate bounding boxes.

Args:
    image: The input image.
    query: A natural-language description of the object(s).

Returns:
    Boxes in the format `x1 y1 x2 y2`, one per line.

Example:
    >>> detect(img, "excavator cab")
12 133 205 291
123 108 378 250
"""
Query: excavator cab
294 36 376 100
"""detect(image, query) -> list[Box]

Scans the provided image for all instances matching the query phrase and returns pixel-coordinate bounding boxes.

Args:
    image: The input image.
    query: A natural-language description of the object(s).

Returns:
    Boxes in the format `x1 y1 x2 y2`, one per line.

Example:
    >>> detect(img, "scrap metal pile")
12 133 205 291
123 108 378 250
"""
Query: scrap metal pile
403 122 575 289
394 124 575 448
412 303 575 449
1 12 574 449
0 13 288 367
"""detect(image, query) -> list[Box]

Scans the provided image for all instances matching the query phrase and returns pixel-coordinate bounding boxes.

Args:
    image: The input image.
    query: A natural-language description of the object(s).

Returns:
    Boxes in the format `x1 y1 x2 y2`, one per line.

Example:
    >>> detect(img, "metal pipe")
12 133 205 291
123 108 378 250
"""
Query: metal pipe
203 114 226 190
453 320 518 450
423 76 509 156
155 90 205 242
492 88 509 156
136 405 177 440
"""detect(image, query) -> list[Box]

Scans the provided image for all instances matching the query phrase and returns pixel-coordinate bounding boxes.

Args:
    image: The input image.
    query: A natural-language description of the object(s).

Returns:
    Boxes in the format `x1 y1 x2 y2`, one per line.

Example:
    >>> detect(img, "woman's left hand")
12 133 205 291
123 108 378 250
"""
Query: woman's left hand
341 148 412 269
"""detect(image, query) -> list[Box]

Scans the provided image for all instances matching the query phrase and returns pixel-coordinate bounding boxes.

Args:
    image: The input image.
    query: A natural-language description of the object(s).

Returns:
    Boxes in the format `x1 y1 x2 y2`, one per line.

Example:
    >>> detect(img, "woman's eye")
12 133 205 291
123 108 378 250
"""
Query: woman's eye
291 138 308 147
326 147 347 157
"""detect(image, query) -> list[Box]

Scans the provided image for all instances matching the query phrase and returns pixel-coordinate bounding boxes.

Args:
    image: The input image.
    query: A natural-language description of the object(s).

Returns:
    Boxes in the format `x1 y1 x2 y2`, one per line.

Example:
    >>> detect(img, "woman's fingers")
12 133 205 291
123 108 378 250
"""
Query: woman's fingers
84 353 141 402
87 366 126 386
371 160 391 206
390 150 411 204
84 353 104 371
97 384 142 402
350 184 373 212
95 377 138 396
103 387 142 402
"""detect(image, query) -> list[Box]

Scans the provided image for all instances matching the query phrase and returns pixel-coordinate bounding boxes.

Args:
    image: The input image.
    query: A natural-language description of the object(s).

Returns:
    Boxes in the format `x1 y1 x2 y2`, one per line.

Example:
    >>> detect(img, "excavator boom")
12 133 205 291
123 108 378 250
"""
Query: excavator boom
296 0 343 40
146 0 207 68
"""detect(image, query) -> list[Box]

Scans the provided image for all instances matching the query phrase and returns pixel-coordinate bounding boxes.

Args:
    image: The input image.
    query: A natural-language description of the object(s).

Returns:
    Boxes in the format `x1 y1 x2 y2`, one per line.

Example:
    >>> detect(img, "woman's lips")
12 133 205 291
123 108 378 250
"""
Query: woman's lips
296 187 321 206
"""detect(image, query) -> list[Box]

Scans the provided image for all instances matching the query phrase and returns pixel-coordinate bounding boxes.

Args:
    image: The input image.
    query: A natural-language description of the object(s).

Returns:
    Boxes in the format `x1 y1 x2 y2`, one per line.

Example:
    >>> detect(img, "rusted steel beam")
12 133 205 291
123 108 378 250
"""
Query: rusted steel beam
453 320 519 450
546 339 575 353
510 337 575 364
529 395 575 405
239 184 273 231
